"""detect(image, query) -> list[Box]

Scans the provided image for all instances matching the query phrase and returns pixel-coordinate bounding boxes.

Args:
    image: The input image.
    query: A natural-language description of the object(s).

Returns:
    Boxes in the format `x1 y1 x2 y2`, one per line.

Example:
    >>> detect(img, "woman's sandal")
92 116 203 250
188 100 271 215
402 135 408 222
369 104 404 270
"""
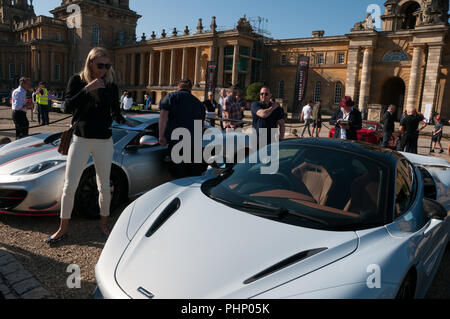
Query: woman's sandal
44 234 68 245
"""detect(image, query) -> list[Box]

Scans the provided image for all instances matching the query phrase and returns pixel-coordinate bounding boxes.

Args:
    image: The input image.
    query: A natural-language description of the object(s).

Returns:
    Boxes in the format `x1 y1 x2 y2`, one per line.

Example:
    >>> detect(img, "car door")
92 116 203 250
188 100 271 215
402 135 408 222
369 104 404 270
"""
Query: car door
391 160 447 295
121 123 172 197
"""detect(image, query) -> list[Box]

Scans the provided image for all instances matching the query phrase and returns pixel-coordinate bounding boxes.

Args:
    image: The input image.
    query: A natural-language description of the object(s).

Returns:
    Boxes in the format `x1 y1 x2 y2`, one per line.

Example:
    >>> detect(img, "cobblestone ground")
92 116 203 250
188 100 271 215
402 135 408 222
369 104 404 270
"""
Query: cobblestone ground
0 104 449 299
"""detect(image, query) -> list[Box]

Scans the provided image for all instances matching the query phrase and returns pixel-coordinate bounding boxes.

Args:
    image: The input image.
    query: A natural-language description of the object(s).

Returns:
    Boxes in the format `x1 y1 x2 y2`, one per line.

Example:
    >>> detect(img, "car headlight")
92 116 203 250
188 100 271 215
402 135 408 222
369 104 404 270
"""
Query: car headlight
11 160 66 176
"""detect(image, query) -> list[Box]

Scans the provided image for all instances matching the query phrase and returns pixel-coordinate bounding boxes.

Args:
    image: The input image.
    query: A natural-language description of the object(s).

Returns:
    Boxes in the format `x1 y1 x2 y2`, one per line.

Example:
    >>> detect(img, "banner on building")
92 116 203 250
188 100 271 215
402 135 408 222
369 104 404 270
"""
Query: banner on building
205 61 218 100
293 56 310 118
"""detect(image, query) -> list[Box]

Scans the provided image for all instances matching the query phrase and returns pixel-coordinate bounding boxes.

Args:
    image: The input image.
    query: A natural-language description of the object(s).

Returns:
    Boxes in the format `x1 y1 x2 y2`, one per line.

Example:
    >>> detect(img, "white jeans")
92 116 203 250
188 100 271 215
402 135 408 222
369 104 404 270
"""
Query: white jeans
60 135 114 220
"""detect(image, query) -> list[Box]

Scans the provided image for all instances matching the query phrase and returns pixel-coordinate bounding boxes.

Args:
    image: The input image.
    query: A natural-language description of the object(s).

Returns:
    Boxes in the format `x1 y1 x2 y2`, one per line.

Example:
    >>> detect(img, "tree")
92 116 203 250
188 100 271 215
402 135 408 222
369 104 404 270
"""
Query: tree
246 82 265 101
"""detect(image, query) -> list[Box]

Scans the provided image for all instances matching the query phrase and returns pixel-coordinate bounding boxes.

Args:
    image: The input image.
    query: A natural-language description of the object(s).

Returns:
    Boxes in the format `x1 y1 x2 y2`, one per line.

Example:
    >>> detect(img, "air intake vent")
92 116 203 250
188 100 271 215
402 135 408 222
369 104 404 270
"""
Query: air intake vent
146 198 181 238
243 248 327 285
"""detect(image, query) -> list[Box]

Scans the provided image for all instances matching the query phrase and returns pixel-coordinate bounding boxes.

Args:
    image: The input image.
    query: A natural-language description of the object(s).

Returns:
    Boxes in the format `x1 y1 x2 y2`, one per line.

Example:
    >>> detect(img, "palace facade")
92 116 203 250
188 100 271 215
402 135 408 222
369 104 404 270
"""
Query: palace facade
1 0 449 119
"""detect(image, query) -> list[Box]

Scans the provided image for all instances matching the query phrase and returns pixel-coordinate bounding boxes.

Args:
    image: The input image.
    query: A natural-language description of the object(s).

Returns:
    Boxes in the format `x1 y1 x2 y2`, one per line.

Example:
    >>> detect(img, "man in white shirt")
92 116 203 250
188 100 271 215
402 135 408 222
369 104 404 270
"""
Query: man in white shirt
12 77 32 140
218 89 228 130
301 100 314 138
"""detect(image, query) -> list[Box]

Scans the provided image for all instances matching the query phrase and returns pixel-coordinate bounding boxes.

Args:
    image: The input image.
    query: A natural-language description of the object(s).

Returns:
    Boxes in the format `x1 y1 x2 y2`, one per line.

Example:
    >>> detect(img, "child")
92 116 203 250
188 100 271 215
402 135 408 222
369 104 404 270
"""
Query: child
431 116 444 154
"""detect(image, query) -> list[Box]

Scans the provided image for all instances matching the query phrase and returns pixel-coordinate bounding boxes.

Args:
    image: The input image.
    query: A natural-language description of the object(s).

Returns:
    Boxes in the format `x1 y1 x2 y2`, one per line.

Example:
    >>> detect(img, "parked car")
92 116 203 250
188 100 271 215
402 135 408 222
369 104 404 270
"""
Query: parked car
95 139 449 299
51 99 68 113
0 114 251 218
329 120 399 150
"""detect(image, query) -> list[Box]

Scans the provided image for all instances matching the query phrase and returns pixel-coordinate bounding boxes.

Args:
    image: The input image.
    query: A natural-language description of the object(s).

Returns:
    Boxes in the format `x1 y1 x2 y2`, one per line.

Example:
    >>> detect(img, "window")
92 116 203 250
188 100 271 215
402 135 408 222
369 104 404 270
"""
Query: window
317 53 324 64
238 57 249 72
395 160 416 218
278 80 285 99
119 30 126 46
224 57 233 71
56 32 62 41
314 81 321 103
55 64 61 81
338 53 345 64
224 46 234 56
281 55 287 65
92 24 100 45
20 64 24 76
334 82 343 104
9 63 15 80
239 47 250 57
382 50 409 62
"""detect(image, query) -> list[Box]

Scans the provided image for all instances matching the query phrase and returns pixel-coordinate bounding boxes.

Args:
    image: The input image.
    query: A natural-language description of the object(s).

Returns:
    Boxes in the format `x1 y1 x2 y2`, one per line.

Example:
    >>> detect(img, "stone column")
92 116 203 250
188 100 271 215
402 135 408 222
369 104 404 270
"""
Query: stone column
50 51 55 82
33 49 38 81
406 46 424 111
130 53 136 86
148 51 154 86
232 44 239 86
358 47 373 113
345 47 360 100
159 50 165 86
209 45 215 62
181 47 188 79
194 47 201 86
169 48 176 86
217 45 224 87
139 53 145 86
420 44 443 114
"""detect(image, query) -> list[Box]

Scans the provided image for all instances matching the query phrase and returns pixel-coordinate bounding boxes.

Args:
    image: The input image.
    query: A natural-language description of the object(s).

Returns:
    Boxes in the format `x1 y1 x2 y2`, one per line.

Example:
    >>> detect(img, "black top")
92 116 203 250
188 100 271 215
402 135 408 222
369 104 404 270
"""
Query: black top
159 89 206 141
251 101 285 132
400 114 424 135
329 108 363 141
203 100 217 113
382 110 395 133
65 75 125 139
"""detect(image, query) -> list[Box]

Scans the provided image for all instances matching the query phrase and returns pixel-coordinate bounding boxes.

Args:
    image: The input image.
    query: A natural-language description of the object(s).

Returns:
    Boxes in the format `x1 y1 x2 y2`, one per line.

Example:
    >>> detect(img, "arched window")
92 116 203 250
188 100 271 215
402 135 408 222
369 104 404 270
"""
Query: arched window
92 24 100 45
278 80 285 99
382 50 409 62
334 82 343 104
314 81 321 103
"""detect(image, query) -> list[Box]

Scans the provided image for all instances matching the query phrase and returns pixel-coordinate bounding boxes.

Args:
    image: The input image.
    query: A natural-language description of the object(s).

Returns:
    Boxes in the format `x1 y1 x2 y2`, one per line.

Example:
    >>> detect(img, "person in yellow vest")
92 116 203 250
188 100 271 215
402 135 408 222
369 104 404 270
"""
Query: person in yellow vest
36 82 50 126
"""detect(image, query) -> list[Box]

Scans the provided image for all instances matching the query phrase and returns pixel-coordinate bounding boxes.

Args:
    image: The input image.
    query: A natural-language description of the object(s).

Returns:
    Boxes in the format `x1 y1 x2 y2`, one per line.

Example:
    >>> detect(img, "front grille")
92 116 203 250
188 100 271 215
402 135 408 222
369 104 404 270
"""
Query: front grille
0 190 27 210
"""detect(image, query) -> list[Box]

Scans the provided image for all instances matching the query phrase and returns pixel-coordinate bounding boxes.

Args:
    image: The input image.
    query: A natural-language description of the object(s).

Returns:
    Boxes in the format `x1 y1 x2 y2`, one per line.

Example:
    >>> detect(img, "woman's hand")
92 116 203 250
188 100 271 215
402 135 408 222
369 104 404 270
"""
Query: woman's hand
85 79 105 92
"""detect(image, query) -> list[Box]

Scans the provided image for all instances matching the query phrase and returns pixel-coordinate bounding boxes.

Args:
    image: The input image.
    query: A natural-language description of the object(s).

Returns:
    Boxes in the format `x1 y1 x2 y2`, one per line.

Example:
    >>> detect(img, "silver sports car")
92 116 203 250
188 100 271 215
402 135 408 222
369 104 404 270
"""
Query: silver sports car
95 139 449 299
0 114 247 219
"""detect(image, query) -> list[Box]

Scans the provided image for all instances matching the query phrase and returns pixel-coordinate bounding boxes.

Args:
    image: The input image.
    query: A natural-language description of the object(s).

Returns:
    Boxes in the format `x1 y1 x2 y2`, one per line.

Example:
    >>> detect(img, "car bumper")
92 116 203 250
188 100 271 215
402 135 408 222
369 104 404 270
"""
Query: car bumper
0 169 65 215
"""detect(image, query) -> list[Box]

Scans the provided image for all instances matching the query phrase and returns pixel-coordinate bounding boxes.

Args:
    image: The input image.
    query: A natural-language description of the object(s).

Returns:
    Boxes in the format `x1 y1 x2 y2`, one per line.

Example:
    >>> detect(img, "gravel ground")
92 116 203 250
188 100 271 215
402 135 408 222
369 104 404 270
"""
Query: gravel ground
0 104 449 299
0 208 124 299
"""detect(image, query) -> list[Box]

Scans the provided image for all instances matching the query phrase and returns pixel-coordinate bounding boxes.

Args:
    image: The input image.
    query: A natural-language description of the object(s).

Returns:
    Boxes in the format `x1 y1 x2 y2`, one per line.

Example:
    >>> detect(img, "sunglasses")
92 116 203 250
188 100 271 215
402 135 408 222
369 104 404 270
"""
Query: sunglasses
96 63 112 70
260 93 270 96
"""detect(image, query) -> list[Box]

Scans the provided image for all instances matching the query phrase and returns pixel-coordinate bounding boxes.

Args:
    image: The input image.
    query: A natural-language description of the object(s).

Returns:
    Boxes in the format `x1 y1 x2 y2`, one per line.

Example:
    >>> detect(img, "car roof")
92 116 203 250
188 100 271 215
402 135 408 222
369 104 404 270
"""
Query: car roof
282 138 402 168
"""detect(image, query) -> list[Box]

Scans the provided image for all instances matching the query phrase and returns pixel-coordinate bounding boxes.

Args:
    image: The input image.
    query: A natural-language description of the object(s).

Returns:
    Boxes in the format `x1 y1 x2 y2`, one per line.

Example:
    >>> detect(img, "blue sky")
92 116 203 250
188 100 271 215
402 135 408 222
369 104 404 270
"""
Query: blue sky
35 0 387 39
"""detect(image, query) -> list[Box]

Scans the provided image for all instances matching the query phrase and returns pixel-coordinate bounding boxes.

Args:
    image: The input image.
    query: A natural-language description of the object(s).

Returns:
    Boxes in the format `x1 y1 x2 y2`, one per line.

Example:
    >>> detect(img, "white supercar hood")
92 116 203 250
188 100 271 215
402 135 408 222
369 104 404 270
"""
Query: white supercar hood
115 187 359 299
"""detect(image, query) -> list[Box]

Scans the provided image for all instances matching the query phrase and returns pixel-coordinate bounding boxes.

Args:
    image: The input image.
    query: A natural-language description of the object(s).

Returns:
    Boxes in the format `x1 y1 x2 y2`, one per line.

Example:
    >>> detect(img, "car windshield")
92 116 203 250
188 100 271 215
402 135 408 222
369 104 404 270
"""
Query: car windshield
202 144 388 231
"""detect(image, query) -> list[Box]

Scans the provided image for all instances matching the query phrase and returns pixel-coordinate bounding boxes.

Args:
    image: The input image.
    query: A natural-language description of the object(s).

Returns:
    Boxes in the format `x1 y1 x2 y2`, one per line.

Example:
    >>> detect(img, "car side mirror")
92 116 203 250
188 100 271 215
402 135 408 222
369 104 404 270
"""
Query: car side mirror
423 198 447 221
140 135 159 147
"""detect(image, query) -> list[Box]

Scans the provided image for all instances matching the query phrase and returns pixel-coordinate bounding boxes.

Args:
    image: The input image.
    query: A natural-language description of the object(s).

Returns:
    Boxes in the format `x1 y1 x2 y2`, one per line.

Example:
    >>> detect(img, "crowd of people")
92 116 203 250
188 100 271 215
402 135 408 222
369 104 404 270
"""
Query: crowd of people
8 45 450 245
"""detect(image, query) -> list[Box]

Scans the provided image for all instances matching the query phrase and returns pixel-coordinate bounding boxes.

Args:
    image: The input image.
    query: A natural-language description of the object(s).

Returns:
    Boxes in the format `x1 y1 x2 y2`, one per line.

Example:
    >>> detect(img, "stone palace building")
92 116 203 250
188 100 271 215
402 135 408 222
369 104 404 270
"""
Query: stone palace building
0 0 449 119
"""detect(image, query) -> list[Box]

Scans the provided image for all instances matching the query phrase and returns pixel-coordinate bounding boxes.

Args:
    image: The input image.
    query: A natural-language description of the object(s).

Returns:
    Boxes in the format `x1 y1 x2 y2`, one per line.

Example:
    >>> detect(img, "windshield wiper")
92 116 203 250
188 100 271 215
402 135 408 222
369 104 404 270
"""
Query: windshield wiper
210 196 330 226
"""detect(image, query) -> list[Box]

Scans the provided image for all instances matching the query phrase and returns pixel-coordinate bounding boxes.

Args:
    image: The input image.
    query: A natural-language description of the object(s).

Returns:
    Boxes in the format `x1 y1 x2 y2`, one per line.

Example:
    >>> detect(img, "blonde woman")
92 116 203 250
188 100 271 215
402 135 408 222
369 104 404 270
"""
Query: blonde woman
46 47 126 245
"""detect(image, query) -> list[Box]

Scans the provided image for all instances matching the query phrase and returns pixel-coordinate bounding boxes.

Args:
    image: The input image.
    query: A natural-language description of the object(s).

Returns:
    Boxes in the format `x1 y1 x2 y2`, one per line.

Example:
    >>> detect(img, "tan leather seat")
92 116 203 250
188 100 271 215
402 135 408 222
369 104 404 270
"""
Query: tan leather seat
291 163 333 205
344 172 379 215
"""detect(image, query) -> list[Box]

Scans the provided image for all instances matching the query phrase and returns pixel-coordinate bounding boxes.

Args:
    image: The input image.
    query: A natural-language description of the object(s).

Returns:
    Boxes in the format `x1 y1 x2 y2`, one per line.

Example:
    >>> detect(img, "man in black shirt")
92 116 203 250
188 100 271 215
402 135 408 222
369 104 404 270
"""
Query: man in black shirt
381 104 396 148
159 79 206 178
400 109 427 154
251 86 285 148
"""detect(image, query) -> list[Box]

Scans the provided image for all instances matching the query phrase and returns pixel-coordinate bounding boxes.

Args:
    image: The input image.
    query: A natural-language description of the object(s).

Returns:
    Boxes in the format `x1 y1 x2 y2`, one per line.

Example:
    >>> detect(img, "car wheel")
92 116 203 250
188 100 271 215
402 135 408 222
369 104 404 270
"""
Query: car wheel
396 272 416 299
74 167 126 220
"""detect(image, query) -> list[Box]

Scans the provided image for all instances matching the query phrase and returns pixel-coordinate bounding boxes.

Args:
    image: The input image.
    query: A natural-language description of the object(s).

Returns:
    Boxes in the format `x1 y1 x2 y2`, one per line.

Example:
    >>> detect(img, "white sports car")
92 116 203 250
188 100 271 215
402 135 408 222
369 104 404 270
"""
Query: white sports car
95 139 450 299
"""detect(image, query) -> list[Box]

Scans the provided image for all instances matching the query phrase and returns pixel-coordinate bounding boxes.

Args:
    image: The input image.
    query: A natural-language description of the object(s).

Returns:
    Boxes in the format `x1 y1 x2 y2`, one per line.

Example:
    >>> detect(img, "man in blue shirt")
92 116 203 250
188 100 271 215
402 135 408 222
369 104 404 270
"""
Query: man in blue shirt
11 77 33 140
251 86 285 148
159 79 206 178
144 93 152 111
